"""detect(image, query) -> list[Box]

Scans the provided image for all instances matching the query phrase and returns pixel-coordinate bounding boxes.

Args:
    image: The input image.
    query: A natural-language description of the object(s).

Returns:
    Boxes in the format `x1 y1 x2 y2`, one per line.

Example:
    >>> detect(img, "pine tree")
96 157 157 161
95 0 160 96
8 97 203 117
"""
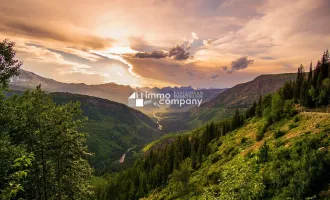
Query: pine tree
191 142 197 169
294 65 305 100
258 142 269 164
231 109 241 129
255 95 262 117
308 62 313 84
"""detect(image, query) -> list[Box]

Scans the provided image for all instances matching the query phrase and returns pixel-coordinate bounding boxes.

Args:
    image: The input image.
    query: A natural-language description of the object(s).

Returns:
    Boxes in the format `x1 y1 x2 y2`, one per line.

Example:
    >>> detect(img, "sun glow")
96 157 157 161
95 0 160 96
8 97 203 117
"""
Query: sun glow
105 46 138 55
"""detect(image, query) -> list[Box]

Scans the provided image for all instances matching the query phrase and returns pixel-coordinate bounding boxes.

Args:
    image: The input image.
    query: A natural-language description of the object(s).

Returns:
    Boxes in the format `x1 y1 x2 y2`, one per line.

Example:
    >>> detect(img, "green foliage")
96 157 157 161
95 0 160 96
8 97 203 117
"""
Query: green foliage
255 95 263 117
1 88 93 199
171 161 191 194
256 123 267 141
0 39 22 88
289 123 298 130
0 41 94 199
258 142 269 164
273 129 285 139
271 93 284 121
262 133 330 199
205 157 265 200
97 107 252 199
0 150 34 200
51 92 160 175
283 100 297 117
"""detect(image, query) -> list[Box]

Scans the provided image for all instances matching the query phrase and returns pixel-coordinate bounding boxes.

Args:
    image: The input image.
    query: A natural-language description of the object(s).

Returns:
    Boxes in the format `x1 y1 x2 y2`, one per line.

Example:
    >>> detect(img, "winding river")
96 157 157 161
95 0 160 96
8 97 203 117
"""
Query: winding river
119 147 135 163
153 112 163 130
119 113 163 164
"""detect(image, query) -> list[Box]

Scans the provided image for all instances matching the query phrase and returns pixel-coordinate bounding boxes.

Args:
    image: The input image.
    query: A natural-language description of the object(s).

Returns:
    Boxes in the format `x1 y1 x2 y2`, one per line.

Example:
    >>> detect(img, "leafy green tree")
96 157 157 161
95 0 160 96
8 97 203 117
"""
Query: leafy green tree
271 93 284 122
0 153 34 200
318 78 330 105
0 39 22 88
2 87 93 199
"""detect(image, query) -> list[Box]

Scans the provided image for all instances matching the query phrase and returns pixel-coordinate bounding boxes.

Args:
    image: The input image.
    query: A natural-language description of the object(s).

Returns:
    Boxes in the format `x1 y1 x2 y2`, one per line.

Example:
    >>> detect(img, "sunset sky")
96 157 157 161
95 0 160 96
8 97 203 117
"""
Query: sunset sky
1 0 330 88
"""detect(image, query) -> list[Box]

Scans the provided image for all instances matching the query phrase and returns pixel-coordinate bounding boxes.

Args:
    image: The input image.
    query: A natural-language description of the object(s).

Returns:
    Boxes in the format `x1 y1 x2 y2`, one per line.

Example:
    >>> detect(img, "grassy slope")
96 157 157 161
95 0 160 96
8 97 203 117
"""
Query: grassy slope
144 112 330 199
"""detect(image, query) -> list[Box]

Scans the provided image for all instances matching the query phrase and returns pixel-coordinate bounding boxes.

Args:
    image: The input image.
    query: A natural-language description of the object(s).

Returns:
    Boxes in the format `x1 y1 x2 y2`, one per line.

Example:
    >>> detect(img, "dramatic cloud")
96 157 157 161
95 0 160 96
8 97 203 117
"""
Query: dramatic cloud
134 32 198 60
168 45 190 60
223 57 254 74
135 50 168 59
0 20 113 50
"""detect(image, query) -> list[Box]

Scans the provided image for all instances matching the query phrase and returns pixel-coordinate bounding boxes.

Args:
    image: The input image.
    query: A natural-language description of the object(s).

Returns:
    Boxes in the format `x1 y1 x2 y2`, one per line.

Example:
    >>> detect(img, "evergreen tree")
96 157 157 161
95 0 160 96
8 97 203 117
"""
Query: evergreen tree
308 62 313 84
255 95 262 117
191 142 197 169
231 109 241 129
294 65 305 100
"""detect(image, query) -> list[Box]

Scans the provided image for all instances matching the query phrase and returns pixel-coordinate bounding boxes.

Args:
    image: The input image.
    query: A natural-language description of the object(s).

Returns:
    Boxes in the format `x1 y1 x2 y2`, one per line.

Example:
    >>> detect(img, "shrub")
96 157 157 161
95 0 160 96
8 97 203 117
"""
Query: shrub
244 149 255 158
256 124 267 141
274 129 285 139
288 123 298 130
210 154 221 163
224 146 235 156
241 137 248 144
274 139 283 147
207 170 220 184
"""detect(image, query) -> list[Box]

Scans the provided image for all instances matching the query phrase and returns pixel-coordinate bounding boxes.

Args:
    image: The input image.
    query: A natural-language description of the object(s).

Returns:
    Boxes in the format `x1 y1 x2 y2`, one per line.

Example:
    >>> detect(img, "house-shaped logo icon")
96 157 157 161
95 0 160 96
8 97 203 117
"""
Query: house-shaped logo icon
128 92 144 107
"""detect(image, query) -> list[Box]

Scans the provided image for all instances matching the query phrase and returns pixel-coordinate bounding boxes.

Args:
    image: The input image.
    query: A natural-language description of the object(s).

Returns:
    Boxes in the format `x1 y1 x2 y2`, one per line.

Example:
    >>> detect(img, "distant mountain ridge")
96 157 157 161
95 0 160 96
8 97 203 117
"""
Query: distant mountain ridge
202 73 296 108
10 69 135 104
10 69 226 106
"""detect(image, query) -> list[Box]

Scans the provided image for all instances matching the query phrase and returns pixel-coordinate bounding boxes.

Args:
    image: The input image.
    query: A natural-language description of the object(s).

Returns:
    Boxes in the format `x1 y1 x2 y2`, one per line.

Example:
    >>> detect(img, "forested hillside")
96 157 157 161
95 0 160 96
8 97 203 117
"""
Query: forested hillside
96 50 330 200
51 92 161 175
159 73 296 132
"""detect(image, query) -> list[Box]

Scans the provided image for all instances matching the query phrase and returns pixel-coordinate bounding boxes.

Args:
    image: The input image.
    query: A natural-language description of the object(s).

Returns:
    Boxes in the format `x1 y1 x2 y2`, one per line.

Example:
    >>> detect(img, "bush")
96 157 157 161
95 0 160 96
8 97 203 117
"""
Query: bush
288 123 298 130
244 149 255 158
274 139 284 147
210 154 221 163
224 146 235 156
241 137 248 144
273 129 285 139
283 100 297 117
256 124 267 141
207 170 220 184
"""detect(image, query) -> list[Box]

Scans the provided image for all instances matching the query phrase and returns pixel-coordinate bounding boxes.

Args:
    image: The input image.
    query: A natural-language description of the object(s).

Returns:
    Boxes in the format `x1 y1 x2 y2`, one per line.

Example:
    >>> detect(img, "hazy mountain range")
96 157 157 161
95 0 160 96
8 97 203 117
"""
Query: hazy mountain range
10 69 226 107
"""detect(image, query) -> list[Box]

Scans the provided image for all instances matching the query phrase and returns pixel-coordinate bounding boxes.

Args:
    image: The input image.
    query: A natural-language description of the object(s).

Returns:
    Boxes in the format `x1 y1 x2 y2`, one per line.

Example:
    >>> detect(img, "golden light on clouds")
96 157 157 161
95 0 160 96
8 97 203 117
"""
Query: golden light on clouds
0 0 329 88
